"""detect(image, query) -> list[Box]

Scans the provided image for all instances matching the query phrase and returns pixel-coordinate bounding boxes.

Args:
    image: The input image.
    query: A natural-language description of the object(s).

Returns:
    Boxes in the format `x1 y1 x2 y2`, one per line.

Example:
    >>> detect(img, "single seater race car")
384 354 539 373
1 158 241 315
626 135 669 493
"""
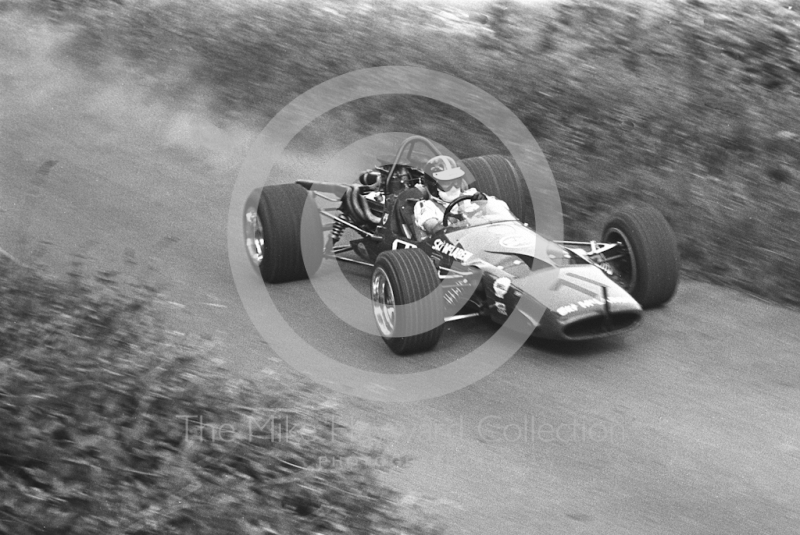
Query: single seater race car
244 135 680 355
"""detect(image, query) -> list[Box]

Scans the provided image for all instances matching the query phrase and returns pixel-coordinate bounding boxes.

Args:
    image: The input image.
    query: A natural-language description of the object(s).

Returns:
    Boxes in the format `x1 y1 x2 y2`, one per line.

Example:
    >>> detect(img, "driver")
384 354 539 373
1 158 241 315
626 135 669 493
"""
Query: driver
414 155 512 236
414 155 479 236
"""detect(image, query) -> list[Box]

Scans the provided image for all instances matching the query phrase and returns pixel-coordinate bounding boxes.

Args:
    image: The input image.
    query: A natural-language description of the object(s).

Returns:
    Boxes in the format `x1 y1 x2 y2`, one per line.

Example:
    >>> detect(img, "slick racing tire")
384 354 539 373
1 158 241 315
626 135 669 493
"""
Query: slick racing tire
460 154 534 226
371 249 444 355
244 184 323 283
602 204 680 308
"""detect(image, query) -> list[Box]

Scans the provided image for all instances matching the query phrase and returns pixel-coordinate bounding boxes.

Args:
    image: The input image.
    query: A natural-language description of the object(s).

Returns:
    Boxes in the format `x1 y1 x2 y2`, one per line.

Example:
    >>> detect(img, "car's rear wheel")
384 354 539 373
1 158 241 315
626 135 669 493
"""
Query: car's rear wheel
371 249 444 355
602 204 680 308
460 154 533 225
244 184 323 283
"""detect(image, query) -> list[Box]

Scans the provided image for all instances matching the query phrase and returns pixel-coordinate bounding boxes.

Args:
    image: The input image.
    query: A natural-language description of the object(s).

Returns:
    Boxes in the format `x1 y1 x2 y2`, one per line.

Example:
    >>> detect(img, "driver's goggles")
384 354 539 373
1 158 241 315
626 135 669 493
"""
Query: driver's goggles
436 179 459 191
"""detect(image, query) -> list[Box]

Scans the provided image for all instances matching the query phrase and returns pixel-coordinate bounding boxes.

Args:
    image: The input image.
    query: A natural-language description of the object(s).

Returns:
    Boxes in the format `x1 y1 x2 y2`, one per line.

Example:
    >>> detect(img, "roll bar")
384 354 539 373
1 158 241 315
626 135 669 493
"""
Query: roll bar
386 135 443 185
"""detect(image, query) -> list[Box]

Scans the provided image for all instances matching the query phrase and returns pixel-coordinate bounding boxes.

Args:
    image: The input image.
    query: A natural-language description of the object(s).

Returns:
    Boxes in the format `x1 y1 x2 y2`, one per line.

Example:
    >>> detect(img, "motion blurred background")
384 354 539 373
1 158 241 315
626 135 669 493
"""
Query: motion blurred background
2 1 800 534
4 0 800 304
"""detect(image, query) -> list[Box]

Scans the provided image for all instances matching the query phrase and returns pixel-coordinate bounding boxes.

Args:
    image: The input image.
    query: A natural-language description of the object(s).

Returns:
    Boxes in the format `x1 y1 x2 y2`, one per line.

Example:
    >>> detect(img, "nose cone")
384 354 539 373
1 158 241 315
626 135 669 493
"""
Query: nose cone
448 223 643 340
510 266 643 340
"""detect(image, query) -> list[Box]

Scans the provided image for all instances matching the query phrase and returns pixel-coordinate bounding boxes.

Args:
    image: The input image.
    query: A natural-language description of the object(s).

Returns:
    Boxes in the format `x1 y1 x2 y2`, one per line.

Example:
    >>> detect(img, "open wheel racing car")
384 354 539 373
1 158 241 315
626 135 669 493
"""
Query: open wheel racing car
244 136 680 355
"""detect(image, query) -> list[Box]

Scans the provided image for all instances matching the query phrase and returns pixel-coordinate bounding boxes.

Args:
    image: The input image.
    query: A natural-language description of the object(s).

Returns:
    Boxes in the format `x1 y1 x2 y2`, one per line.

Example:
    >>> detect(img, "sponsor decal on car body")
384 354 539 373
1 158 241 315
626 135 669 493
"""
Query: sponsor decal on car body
556 294 638 317
432 238 473 263
498 234 535 249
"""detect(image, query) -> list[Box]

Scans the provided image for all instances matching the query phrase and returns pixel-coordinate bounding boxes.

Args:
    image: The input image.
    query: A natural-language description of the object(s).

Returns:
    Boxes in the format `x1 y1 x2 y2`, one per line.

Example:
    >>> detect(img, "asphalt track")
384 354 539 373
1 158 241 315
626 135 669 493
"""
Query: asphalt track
2 18 799 535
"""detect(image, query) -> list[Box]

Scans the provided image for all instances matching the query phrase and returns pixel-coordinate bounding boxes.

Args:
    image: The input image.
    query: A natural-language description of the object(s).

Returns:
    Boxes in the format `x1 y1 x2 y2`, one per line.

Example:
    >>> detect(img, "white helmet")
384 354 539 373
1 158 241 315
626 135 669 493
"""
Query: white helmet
423 155 465 202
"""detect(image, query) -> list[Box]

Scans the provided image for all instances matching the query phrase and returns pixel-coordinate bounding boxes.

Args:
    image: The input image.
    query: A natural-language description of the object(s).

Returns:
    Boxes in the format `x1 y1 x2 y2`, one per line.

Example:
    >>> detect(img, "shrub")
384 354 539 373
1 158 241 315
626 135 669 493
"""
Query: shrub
0 257 442 535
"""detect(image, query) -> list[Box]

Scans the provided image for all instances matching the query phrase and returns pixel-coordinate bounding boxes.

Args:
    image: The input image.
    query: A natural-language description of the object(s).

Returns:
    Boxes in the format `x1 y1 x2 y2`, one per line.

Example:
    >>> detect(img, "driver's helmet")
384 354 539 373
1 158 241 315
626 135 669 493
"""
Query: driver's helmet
423 155 466 202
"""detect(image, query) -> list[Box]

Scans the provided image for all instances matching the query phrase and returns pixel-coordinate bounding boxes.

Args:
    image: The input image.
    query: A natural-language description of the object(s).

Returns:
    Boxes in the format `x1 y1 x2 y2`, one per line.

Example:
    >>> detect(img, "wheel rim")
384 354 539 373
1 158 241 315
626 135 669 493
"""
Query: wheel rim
372 267 396 337
604 227 637 292
245 208 264 267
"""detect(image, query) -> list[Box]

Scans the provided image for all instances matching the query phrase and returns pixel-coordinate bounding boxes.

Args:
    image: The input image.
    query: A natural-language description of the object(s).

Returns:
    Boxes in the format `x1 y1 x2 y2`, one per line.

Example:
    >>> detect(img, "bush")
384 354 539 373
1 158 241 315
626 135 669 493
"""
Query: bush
0 257 442 535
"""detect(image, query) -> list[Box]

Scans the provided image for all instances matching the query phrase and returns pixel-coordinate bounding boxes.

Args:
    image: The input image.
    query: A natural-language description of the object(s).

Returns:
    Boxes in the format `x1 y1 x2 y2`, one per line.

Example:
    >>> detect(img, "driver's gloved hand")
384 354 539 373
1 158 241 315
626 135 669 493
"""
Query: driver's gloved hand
461 201 481 214
471 192 488 201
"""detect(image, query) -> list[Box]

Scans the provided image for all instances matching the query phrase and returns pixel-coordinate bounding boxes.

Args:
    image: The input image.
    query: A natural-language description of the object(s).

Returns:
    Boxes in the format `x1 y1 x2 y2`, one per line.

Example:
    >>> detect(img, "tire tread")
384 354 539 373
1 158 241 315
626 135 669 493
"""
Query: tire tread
374 249 444 354
257 184 323 283
603 204 679 308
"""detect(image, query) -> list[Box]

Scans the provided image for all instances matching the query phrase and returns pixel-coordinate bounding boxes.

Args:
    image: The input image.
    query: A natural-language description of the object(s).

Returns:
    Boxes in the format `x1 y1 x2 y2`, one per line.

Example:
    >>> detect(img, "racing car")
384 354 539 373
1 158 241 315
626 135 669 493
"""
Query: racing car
244 135 680 355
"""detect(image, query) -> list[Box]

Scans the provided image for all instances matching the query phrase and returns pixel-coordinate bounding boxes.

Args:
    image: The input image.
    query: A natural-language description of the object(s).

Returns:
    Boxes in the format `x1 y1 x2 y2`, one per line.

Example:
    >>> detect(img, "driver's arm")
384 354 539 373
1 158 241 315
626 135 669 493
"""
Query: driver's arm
414 200 443 235
484 196 510 213
464 188 510 214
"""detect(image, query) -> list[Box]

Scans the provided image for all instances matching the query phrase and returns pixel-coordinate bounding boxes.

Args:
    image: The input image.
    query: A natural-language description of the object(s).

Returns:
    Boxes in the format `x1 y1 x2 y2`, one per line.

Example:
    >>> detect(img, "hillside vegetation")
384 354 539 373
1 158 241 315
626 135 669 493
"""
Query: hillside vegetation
0 257 441 534
7 0 800 306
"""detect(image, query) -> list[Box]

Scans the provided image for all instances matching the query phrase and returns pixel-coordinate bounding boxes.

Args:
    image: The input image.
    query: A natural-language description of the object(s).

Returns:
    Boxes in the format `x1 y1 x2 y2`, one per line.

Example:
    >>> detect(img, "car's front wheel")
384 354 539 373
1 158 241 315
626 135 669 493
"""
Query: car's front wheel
244 184 323 284
602 204 680 308
371 249 444 355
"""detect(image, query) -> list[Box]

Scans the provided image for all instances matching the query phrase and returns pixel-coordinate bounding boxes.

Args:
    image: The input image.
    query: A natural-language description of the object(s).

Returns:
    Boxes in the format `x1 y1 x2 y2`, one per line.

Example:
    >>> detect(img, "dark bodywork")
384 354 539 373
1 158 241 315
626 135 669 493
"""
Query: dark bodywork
297 136 643 341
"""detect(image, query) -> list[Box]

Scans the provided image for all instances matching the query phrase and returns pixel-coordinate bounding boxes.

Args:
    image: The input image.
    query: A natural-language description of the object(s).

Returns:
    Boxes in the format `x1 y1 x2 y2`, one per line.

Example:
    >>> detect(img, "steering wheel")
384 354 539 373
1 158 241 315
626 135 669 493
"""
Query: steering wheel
441 192 487 227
